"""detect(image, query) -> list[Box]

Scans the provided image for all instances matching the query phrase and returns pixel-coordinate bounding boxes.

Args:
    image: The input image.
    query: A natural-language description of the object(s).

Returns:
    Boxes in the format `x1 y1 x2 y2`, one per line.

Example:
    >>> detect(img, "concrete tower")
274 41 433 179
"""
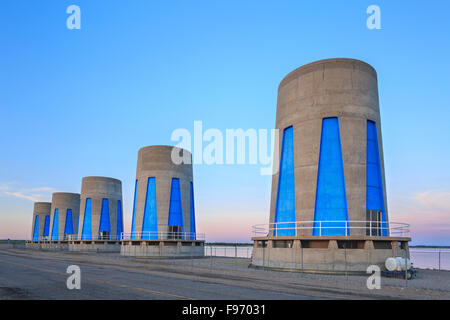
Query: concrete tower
49 193 80 241
130 145 196 240
269 58 388 236
31 202 51 241
78 176 123 241
251 59 410 272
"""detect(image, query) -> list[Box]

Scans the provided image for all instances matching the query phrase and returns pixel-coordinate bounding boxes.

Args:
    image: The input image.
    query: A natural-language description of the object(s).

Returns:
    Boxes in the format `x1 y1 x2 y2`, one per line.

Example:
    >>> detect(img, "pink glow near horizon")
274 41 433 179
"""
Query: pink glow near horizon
1 190 449 245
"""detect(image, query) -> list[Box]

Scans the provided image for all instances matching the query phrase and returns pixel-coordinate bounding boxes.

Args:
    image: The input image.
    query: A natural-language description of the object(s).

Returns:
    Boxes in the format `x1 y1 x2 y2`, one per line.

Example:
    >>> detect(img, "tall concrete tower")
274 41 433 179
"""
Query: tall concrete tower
130 145 196 240
269 58 388 236
78 176 123 241
31 202 51 241
251 59 410 272
49 193 80 241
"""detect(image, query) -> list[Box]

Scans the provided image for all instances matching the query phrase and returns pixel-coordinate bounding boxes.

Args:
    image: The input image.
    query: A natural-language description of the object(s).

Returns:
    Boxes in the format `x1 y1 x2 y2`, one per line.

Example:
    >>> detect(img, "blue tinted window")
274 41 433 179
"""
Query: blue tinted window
313 118 349 236
189 182 196 240
274 126 296 236
142 177 157 239
64 209 74 235
43 215 50 236
32 215 39 241
366 120 387 235
51 209 59 241
168 178 184 238
81 198 92 240
99 198 111 232
131 180 138 239
116 200 123 240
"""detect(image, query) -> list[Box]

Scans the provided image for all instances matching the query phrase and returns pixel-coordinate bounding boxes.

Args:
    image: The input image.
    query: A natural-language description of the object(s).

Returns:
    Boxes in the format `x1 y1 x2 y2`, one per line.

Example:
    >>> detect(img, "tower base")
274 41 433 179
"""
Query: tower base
120 239 205 258
251 236 410 273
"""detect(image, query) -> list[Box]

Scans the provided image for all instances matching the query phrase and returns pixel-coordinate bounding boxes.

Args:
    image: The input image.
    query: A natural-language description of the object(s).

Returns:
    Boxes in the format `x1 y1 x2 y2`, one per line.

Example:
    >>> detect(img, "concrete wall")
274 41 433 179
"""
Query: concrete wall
31 202 51 240
69 243 121 253
78 176 123 240
133 145 194 239
121 241 204 257
49 193 80 241
269 58 388 235
26 242 69 251
252 239 407 272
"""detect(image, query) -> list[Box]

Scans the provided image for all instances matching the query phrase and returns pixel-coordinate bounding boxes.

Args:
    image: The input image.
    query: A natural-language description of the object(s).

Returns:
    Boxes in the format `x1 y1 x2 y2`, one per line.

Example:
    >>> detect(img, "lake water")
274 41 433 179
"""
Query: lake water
205 246 450 271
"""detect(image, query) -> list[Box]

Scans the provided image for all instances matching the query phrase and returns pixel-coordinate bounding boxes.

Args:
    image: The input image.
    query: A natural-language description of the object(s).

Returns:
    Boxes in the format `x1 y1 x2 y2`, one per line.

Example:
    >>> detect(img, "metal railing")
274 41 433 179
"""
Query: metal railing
31 234 121 242
205 246 253 259
252 220 410 237
409 249 450 271
121 231 205 241
29 232 205 242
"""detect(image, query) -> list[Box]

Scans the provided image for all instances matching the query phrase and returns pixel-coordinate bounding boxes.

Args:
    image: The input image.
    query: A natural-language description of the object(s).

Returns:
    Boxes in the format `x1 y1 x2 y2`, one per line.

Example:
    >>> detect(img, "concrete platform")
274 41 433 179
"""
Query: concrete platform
251 236 411 273
25 241 121 253
121 239 205 258
26 242 69 251
69 241 121 253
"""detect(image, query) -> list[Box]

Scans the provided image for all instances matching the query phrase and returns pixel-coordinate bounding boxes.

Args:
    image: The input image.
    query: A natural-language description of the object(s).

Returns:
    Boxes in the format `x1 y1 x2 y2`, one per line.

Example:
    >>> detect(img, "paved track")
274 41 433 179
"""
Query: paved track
1 248 449 300
0 248 314 300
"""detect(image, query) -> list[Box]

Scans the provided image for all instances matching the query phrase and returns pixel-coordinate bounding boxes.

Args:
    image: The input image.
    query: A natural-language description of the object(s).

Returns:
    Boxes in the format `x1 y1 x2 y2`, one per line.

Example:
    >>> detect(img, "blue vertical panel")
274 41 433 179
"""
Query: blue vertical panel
366 120 387 235
64 209 74 235
81 198 92 240
142 177 158 239
99 198 111 240
116 200 123 240
190 182 196 240
51 209 59 241
313 118 349 236
43 215 50 236
168 178 184 238
32 216 39 241
131 179 138 239
274 126 296 236
75 199 80 240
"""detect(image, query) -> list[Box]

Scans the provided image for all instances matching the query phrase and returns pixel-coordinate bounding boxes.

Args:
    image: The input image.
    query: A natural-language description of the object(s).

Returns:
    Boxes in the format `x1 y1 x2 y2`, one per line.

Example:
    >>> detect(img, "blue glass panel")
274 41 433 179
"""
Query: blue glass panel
51 209 59 241
116 200 123 240
43 215 50 236
131 180 138 239
168 178 184 238
99 198 111 234
32 215 39 241
366 120 387 235
142 177 158 239
81 198 92 240
313 118 349 236
274 126 296 236
190 182 196 240
75 199 80 240
64 209 74 235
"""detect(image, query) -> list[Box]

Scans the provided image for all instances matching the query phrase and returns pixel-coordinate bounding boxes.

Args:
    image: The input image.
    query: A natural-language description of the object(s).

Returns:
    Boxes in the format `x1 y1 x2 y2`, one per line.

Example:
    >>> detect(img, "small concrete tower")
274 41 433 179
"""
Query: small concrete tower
49 193 80 241
121 145 204 258
130 145 196 240
78 176 123 241
31 202 51 241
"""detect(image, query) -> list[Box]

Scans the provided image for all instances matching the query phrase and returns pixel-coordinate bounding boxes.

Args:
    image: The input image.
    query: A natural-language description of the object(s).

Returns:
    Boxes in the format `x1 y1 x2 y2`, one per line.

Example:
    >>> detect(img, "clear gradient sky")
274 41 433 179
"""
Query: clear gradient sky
1 1 449 244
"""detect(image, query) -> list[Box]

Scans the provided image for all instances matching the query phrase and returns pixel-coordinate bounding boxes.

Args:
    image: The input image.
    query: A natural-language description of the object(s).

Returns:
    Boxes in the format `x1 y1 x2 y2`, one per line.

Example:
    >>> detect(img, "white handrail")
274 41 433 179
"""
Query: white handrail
33 233 122 242
121 231 205 241
31 231 206 242
252 220 410 237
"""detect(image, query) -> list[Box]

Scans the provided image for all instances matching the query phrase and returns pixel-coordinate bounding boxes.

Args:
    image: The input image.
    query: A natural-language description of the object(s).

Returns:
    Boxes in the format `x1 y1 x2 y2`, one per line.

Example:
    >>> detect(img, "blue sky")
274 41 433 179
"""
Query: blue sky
0 1 449 244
